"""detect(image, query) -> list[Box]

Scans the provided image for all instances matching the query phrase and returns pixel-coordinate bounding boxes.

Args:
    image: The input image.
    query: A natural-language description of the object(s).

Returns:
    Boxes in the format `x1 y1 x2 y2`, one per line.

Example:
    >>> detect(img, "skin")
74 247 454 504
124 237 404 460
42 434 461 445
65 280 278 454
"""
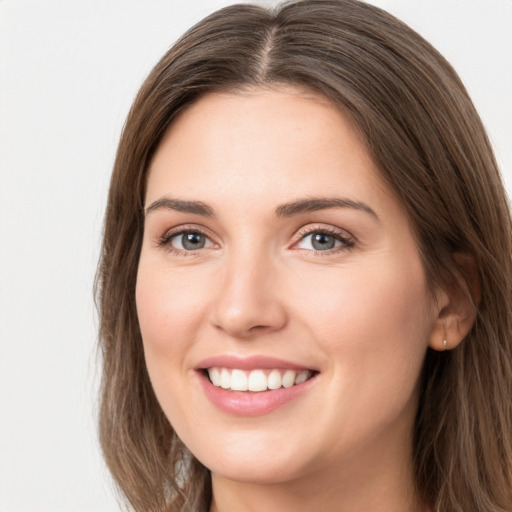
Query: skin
136 86 456 512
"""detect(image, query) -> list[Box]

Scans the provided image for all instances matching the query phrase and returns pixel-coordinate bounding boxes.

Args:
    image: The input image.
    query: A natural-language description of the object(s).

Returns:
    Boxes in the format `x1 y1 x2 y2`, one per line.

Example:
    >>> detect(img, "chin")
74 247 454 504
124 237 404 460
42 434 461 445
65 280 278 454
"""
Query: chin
208 458 301 485
187 431 310 485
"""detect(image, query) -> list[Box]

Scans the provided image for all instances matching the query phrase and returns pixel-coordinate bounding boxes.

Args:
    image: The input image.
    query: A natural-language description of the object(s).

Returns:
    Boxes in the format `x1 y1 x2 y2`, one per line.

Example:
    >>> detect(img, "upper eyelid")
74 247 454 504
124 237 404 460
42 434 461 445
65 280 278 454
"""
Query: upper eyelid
160 223 216 240
294 223 354 240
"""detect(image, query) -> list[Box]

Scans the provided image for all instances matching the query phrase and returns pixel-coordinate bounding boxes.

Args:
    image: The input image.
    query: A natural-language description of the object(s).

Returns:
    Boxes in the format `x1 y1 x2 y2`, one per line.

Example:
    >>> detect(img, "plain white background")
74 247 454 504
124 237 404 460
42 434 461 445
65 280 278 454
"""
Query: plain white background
0 1 510 511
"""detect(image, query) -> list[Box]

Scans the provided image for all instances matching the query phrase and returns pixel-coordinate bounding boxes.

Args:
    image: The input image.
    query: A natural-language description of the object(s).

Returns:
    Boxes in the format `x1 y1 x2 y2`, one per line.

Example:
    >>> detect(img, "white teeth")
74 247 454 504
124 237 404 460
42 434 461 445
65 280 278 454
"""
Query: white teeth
206 367 313 392
231 369 248 391
295 370 309 385
267 369 282 390
282 369 295 388
248 370 267 392
220 368 231 389
209 367 221 387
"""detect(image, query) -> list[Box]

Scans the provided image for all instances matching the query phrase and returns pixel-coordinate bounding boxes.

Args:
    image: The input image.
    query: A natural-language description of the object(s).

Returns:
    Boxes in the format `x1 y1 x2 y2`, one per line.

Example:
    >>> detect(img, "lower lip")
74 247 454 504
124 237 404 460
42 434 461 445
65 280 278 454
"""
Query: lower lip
197 371 317 416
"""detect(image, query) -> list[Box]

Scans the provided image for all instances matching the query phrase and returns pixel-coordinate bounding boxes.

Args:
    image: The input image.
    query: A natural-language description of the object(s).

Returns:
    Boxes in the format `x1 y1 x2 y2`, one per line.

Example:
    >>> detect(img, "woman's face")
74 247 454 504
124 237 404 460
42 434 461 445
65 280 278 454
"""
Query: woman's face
136 87 440 486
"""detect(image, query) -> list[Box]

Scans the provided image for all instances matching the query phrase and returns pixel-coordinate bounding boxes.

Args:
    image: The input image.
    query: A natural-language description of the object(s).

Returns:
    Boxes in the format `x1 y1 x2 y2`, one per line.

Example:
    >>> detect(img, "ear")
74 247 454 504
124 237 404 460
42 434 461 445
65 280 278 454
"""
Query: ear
428 253 481 351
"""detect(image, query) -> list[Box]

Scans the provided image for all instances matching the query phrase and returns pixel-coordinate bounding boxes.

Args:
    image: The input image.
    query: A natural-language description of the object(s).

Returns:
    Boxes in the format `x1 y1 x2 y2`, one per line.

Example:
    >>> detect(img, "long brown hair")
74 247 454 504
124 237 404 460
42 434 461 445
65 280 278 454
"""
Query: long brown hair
95 1 512 510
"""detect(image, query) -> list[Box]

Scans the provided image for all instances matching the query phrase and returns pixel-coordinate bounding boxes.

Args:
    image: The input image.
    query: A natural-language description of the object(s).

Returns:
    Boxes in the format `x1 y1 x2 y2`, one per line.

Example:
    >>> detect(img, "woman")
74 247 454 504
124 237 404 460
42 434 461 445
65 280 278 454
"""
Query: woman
95 1 512 511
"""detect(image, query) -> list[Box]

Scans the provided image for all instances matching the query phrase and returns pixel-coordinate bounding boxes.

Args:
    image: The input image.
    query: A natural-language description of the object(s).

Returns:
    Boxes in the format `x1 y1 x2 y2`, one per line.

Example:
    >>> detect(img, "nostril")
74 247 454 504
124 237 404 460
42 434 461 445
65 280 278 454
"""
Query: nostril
249 325 267 332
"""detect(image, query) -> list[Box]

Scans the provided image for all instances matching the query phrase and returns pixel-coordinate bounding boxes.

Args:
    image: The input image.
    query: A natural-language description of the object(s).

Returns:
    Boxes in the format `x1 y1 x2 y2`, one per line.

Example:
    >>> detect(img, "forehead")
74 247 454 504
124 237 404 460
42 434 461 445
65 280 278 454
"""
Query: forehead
146 86 394 214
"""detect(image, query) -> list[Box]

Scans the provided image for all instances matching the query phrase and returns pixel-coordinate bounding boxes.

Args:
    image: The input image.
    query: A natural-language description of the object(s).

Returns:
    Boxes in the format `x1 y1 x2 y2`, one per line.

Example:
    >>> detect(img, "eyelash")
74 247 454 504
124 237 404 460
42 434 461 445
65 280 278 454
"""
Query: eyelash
156 224 355 256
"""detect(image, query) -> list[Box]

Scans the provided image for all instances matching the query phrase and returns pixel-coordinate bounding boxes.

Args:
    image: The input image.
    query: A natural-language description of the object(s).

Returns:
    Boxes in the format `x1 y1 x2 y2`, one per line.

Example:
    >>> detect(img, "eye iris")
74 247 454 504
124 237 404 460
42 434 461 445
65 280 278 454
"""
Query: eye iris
312 232 335 250
182 232 205 250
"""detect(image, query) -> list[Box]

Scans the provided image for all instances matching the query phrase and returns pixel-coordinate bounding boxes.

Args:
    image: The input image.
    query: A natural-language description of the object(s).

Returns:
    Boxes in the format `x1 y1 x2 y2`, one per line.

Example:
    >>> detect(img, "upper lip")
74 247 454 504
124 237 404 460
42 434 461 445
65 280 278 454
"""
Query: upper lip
196 355 316 371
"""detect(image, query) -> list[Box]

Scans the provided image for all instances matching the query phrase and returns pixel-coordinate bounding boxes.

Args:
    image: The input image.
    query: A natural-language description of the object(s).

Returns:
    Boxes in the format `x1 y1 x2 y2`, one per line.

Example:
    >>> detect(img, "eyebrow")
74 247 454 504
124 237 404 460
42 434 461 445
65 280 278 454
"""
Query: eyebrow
144 196 378 220
145 198 215 217
274 197 379 220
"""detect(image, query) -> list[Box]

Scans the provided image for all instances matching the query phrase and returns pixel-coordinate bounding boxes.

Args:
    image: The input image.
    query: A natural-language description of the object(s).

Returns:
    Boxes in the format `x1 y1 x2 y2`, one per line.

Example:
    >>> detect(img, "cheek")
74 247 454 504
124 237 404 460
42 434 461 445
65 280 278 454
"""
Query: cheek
135 262 210 430
299 259 429 340
294 253 431 398
134 260 204 414
290 255 432 452
135 262 210 352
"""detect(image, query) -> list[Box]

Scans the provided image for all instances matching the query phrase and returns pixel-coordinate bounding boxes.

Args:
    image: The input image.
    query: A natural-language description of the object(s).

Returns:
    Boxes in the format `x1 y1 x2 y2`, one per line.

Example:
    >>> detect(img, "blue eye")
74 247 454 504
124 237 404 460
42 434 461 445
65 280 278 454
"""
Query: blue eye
170 231 213 251
296 230 352 252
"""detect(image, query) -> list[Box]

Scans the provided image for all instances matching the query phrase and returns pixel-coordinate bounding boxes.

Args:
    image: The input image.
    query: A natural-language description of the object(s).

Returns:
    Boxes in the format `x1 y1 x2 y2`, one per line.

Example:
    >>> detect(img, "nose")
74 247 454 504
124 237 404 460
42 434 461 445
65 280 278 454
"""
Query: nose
209 249 288 339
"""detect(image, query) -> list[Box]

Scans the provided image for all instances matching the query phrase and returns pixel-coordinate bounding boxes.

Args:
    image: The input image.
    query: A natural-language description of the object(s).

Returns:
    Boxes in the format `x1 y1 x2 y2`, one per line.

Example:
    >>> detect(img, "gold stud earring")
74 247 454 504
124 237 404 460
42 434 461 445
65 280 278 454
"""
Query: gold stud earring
443 339 448 350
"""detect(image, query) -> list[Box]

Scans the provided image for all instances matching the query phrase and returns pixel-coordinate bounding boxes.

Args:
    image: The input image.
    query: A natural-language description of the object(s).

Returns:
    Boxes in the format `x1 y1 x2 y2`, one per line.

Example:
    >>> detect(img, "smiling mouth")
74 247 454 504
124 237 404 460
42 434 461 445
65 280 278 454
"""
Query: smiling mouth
205 367 316 392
